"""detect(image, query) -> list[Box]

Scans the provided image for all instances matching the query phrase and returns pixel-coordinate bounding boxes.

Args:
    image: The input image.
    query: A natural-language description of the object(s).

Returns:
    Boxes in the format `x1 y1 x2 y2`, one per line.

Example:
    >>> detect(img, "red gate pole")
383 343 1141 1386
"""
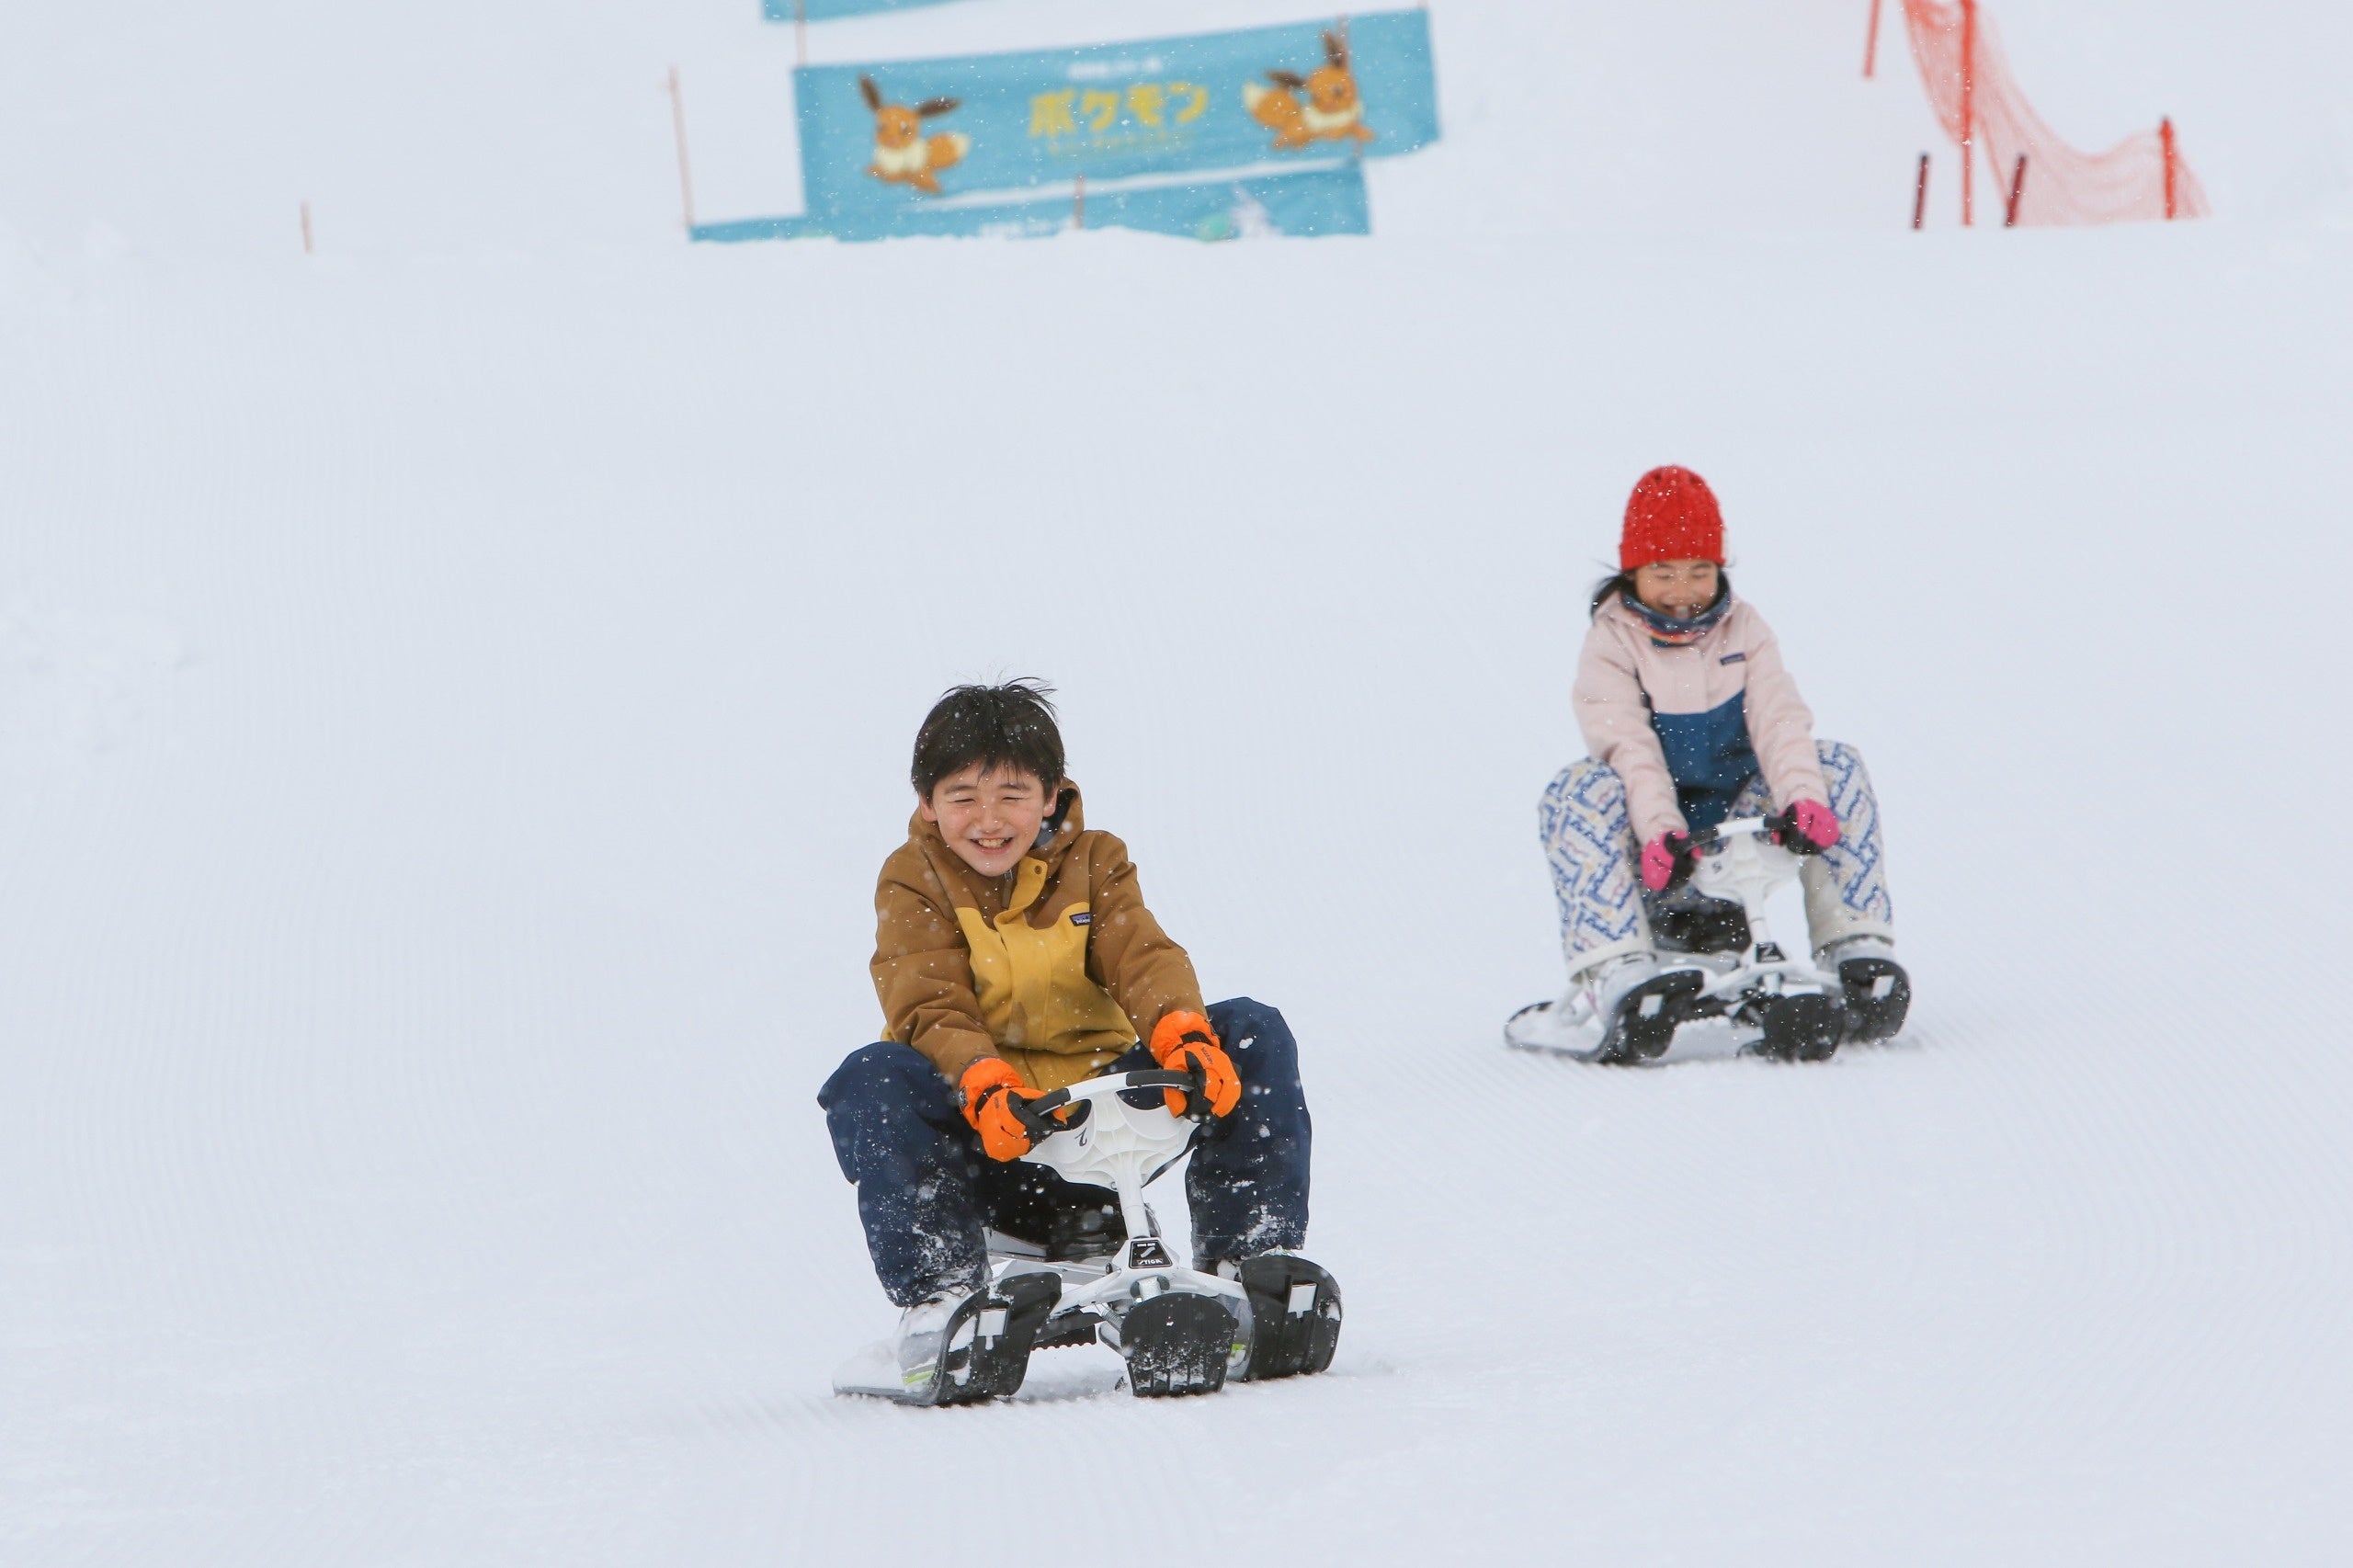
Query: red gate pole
1913 153 1930 229
1864 0 1883 77
2004 153 2027 226
2160 117 2179 220
1959 0 1976 225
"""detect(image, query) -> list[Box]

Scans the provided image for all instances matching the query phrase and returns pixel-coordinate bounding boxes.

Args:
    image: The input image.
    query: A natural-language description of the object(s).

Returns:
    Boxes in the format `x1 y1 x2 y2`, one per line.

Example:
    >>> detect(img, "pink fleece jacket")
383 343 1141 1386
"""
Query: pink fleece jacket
1573 592 1831 845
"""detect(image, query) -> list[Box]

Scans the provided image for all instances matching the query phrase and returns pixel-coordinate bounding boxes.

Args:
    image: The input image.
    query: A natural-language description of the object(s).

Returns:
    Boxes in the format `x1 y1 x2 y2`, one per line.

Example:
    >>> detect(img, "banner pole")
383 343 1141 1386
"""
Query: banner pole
667 66 697 233
301 200 313 254
1912 153 1929 229
796 0 808 68
1864 0 1882 78
1073 174 1086 231
2004 154 2027 226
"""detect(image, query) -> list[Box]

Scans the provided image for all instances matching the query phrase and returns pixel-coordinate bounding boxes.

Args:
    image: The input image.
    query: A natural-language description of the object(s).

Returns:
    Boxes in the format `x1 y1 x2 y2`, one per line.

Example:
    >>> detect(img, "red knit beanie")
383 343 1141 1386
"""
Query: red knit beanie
1620 466 1725 570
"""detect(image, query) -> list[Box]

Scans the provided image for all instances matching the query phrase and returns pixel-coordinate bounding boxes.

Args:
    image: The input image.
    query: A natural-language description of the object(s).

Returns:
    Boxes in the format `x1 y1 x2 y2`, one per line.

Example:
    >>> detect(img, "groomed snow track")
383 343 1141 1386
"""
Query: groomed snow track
3 1 2349 1562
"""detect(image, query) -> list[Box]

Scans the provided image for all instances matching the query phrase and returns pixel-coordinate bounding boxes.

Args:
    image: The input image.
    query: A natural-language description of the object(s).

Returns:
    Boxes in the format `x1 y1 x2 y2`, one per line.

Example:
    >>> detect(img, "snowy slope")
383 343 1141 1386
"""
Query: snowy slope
4 2 2352 1563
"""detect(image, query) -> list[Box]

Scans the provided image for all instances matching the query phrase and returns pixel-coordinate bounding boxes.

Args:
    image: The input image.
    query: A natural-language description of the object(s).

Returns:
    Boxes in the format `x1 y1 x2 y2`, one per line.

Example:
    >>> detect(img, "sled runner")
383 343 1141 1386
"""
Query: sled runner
829 1269 1066 1406
1007 1067 1338 1396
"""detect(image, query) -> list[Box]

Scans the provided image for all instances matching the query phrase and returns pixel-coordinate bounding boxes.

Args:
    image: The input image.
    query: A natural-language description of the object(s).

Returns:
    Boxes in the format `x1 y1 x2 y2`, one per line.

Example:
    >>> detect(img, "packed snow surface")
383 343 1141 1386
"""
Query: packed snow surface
4 0 2350 1562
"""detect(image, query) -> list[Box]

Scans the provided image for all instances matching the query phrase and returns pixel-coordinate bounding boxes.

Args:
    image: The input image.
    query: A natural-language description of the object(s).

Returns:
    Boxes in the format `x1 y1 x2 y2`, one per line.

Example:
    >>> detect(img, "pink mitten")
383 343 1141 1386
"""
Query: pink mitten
1778 799 1840 853
1641 831 1696 892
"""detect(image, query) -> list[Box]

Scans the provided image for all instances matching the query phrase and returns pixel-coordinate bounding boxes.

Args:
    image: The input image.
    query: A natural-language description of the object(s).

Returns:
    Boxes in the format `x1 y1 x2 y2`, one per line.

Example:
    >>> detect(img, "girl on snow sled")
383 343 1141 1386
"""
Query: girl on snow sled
1523 465 1910 1062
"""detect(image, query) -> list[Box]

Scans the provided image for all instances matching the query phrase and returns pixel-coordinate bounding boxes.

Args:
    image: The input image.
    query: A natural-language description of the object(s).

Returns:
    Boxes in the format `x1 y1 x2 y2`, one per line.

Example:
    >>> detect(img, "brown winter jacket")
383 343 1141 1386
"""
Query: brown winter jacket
870 783 1205 1093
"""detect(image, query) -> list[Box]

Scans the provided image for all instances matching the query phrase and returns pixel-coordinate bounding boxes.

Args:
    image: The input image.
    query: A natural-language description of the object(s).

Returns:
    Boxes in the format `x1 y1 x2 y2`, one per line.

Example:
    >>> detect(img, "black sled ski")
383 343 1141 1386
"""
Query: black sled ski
1233 1254 1344 1381
833 1272 1061 1406
1118 1293 1235 1397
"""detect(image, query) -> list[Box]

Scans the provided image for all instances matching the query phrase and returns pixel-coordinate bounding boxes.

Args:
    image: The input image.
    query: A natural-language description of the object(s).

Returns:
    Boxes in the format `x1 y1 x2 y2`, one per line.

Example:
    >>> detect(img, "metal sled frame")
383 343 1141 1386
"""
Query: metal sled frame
1677 817 1837 1027
1508 816 1843 1057
995 1072 1246 1349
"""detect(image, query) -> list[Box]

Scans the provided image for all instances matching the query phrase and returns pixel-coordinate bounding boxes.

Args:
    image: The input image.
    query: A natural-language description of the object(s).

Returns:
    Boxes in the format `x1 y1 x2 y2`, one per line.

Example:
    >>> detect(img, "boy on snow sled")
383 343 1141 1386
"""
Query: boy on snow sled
819 680 1338 1403
1521 466 1912 1062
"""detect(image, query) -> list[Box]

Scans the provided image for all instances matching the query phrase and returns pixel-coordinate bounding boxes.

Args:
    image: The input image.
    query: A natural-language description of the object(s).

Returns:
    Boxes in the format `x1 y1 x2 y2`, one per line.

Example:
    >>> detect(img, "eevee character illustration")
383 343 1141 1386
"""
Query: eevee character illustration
858 75 970 195
1243 29 1377 151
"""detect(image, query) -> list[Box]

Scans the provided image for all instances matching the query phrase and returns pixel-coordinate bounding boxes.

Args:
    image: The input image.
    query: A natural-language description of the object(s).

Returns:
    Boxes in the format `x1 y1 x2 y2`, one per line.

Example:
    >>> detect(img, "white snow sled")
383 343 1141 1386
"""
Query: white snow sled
1504 813 1908 1065
833 1065 1340 1404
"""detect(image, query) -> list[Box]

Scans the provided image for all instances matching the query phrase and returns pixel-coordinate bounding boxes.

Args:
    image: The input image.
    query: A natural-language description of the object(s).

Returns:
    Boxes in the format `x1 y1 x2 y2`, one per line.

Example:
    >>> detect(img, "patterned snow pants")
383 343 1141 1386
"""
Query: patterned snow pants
1538 741 1895 976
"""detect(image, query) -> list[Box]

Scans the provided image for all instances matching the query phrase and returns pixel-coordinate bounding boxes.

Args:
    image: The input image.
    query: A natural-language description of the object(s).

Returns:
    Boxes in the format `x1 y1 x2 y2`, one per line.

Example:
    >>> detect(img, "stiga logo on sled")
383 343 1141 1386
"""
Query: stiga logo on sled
791 10 1438 221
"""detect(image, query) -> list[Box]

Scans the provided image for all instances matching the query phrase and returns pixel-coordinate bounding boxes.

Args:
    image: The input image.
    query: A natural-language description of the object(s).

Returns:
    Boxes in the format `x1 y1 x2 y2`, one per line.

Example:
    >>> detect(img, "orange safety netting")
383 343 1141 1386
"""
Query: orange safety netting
1895 0 2209 224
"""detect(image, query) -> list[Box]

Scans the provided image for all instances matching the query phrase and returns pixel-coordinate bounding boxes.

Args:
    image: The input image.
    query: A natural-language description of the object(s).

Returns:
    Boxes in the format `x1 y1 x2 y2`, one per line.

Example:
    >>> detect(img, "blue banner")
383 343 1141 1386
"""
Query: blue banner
690 165 1370 244
762 0 970 21
792 11 1437 223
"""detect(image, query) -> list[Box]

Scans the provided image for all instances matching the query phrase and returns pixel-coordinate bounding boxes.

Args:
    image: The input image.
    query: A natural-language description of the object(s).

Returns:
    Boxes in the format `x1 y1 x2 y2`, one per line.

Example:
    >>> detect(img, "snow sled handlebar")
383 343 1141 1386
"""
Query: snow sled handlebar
1006 1066 1215 1144
1687 810 1809 852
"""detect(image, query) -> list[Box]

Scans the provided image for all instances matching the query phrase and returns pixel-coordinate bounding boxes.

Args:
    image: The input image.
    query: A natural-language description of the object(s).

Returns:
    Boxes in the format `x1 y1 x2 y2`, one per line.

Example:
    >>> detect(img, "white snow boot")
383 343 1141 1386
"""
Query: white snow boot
1502 950 1706 1061
889 1272 1061 1407
1585 951 1706 1064
892 1290 961 1385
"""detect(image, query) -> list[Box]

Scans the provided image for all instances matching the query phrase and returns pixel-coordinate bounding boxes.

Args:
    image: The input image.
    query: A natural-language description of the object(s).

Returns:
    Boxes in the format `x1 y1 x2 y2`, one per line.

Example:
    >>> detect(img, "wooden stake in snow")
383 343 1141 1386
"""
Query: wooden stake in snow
1912 153 1930 230
667 66 698 234
2004 154 2028 226
301 200 313 255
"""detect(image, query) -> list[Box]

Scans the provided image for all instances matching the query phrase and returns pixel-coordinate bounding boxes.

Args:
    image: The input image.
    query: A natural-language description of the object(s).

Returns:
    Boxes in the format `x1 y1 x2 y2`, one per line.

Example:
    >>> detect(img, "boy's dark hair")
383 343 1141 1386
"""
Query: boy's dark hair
911 679 1066 798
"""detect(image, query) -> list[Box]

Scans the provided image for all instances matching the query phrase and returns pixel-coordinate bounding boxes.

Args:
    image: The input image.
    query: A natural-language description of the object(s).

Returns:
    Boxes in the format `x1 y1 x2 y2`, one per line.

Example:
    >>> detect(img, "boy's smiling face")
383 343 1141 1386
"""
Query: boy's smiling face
919 763 1055 878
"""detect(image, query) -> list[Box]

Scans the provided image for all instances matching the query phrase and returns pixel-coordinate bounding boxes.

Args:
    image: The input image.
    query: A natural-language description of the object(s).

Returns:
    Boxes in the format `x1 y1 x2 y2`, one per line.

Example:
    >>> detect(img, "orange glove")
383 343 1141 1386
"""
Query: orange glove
1148 1011 1243 1119
960 1057 1051 1162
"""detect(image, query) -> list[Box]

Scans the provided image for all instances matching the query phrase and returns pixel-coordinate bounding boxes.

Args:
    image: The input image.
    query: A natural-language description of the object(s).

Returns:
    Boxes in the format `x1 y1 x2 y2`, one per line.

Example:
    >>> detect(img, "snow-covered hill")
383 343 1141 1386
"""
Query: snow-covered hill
3 2 2349 1562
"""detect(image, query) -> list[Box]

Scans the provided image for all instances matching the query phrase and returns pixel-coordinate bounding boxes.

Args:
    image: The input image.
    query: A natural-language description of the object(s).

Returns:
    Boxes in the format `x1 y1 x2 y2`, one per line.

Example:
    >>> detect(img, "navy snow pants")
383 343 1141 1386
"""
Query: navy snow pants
818 997 1312 1306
